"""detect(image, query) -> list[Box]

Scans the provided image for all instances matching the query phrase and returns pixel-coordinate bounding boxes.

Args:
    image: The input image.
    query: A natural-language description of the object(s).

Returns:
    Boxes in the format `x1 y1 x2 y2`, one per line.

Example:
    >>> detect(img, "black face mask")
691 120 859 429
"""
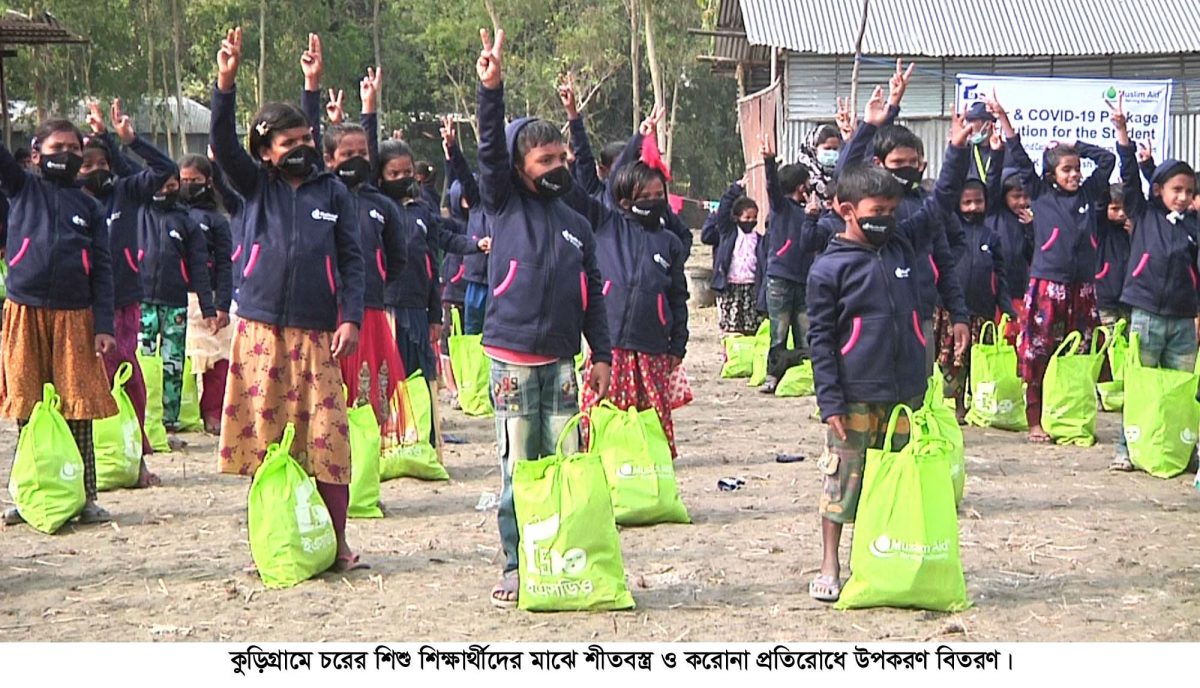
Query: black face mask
152 190 180 209
532 166 572 200
40 152 83 184
737 221 757 234
277 145 318 179
179 182 211 205
857 214 897 249
81 169 114 196
629 199 667 228
960 211 985 225
334 156 371 188
379 177 421 202
889 165 923 192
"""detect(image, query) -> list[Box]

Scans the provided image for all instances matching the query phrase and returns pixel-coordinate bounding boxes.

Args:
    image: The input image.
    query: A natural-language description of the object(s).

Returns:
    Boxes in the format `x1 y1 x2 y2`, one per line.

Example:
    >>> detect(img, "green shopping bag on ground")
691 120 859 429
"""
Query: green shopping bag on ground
448 309 493 417
914 368 966 506
177 358 203 432
965 319 1027 431
1041 331 1106 446
774 360 815 397
95 362 143 491
1124 333 1200 478
837 405 971 612
514 414 635 611
588 401 689 526
136 351 171 452
379 371 449 481
8 384 86 533
248 424 338 588
1096 320 1128 412
721 330 759 379
347 404 384 518
747 320 772 387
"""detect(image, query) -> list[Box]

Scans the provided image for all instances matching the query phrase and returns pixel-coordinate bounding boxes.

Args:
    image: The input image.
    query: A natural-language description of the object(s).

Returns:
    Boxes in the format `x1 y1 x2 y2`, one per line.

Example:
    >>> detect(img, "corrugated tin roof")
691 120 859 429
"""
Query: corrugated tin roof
0 10 87 45
741 0 1200 57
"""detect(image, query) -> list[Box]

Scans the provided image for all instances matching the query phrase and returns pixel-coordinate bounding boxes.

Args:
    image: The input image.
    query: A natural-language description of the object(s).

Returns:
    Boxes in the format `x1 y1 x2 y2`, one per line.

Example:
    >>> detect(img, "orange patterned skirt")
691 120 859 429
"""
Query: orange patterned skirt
218 319 351 485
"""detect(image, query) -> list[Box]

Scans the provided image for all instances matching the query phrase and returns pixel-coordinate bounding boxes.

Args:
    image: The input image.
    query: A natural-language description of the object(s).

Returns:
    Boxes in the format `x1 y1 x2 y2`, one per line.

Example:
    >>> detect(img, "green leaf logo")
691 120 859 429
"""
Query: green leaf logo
1106 87 1119 99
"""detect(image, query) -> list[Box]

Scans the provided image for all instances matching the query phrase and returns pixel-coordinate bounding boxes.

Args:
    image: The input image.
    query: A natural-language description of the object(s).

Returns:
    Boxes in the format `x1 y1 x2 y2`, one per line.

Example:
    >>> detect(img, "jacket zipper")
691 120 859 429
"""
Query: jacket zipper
877 250 901 400
49 186 61 302
620 227 645 347
540 205 556 354
282 186 298 324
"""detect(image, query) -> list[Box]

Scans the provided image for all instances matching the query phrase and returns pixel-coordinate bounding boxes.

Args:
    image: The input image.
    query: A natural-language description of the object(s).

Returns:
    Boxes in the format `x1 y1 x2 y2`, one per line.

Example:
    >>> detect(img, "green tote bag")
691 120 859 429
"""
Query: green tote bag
8 384 87 533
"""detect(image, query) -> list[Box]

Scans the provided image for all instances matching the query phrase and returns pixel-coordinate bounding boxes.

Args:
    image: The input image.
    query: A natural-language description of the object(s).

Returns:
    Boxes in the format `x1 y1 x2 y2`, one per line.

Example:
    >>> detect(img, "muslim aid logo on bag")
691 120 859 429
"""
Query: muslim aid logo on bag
59 461 80 483
522 513 594 598
293 479 334 554
869 534 950 561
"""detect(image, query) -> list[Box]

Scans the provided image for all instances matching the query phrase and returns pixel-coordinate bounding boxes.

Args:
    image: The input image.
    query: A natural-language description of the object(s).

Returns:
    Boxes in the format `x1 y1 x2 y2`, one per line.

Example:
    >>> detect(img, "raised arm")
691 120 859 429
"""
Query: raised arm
559 74 603 196
0 141 27 197
1078 138 1117 202
444 133 480 208
834 85 887 179
360 67 382 166
763 140 785 214
299 32 325 170
1115 106 1147 221
212 28 262 197
985 132 1006 211
475 29 511 214
987 91 1040 194
207 153 244 217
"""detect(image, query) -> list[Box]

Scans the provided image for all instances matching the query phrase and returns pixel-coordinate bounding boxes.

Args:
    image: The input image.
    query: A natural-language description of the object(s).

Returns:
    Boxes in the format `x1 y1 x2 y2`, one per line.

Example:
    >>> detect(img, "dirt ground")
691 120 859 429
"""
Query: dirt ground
3 277 1200 643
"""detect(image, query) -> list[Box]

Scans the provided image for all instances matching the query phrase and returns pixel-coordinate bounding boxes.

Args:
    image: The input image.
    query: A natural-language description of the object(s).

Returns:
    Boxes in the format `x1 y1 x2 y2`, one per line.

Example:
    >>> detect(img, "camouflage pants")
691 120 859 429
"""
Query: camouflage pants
139 303 188 426
818 398 919 524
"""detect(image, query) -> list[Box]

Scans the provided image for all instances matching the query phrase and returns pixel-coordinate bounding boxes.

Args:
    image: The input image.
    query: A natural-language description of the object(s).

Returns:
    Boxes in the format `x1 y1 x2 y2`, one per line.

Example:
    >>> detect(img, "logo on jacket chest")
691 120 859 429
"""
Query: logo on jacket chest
106 211 121 227
71 215 87 228
168 228 183 241
1077 203 1090 215
369 209 385 224
653 253 670 270
416 219 428 234
310 209 339 223
560 229 582 250
894 267 911 279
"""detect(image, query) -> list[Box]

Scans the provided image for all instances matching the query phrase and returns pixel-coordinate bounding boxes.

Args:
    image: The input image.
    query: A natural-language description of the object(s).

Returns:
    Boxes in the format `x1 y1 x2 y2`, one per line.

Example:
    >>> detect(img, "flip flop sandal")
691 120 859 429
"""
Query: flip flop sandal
3 507 24 526
1108 456 1134 472
808 574 841 603
490 573 519 609
77 504 112 524
332 554 371 572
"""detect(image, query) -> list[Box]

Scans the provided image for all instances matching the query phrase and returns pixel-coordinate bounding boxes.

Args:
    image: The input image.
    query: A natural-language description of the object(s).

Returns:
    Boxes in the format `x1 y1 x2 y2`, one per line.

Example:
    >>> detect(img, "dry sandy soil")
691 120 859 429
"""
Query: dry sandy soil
3 267 1200 643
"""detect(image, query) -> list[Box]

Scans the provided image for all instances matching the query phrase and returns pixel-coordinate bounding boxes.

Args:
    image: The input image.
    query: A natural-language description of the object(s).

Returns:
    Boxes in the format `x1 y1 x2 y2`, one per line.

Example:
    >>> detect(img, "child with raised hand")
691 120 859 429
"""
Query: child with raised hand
1095 183 1132 327
474 28 612 608
82 99 177 480
987 168 1034 343
710 176 766 337
178 154 234 435
806 107 971 603
210 27 368 572
760 135 813 393
138 173 218 434
323 67 412 448
988 91 1116 443
1109 100 1199 471
0 118 118 525
441 115 491 336
559 78 689 458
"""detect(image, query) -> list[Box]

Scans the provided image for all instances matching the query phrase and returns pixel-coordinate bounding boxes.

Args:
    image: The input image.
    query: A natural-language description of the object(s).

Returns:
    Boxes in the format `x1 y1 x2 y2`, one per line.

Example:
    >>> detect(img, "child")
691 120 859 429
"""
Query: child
1110 102 1199 471
1095 183 1132 327
211 28 367 572
179 154 234 434
322 67 412 448
988 93 1116 443
807 107 970 602
0 118 118 525
441 116 490 336
138 174 218 433
795 124 842 201
474 28 611 608
82 99 178 477
710 182 765 337
761 139 813 392
559 78 689 458
937 179 1016 421
986 169 1034 343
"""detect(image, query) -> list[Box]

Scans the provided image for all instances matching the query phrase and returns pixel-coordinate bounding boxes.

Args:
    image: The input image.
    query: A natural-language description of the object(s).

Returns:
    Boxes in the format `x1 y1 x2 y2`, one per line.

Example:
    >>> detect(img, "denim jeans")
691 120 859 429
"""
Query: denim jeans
464 281 489 336
1116 308 1199 456
492 357 580 573
765 276 808 378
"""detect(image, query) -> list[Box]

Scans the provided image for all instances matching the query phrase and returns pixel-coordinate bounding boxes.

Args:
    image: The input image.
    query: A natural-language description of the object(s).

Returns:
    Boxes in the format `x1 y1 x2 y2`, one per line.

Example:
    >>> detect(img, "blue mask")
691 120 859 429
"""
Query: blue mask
969 132 987 146
816 149 839 168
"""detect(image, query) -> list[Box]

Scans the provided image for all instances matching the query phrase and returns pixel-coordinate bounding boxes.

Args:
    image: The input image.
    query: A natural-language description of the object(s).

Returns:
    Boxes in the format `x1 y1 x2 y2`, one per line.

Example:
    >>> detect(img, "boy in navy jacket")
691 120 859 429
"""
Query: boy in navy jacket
806 107 970 603
1110 103 1199 471
474 29 611 609
761 139 813 392
1095 183 1132 327
441 118 491 335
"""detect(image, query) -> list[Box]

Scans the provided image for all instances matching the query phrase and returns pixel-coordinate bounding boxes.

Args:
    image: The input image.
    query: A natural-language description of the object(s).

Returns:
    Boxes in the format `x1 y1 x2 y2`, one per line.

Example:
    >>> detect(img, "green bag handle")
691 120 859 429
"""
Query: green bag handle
880 403 915 454
111 362 133 392
266 423 297 459
554 412 589 458
1127 331 1143 370
1089 328 1110 356
450 306 464 338
978 320 999 347
1052 330 1084 358
584 400 643 452
41 383 61 412
1093 324 1112 355
1112 318 1127 340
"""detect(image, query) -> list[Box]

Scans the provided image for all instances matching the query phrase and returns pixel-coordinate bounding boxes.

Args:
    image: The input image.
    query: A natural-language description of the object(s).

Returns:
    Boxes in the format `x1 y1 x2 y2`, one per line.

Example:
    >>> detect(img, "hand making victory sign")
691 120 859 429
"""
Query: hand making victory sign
476 28 505 90
1107 92 1130 146
216 27 243 91
887 58 916 109
301 33 324 92
360 66 382 115
558 71 579 119
325 88 345 125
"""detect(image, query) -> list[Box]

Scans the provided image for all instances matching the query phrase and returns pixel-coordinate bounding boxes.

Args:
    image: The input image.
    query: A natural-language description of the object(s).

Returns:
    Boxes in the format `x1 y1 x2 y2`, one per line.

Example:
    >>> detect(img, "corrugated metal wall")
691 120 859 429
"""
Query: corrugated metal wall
779 52 1200 170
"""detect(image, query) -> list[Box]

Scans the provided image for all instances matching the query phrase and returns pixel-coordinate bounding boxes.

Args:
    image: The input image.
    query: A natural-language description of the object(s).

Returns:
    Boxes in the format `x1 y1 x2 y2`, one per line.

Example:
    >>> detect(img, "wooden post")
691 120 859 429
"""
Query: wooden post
0 48 9 151
848 0 870 114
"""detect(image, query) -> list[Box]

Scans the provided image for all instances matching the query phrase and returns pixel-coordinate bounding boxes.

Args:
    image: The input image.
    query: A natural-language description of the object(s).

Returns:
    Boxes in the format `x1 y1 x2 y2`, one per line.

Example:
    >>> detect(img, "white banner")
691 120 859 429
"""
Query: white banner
956 73 1173 182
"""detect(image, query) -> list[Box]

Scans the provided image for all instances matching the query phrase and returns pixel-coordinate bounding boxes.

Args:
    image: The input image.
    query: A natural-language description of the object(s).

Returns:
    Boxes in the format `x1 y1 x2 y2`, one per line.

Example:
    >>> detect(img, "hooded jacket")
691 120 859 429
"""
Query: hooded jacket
445 147 490 286
476 83 611 363
764 155 817 285
345 181 409 311
138 202 215 315
185 199 234 313
708 181 769 293
949 212 1014 320
210 84 365 331
0 145 115 335
1006 135 1116 284
1117 146 1199 318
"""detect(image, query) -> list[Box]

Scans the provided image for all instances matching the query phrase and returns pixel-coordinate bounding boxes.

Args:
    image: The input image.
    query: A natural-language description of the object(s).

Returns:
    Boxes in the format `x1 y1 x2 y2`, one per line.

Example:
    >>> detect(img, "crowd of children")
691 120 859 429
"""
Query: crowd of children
1 22 1198 613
